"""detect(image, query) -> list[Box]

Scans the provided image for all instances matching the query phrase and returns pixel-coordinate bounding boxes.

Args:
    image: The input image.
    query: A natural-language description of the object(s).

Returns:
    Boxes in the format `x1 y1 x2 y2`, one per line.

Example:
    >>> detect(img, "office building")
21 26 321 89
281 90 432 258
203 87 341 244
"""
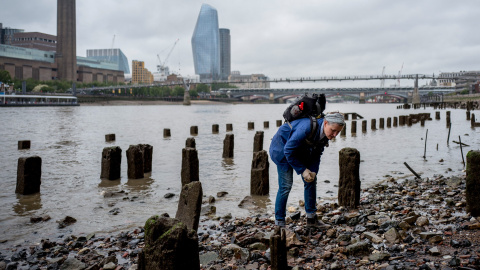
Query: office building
87 48 130 74
219 28 230 80
0 23 24 45
191 4 220 81
132 60 153 84
11 32 57 51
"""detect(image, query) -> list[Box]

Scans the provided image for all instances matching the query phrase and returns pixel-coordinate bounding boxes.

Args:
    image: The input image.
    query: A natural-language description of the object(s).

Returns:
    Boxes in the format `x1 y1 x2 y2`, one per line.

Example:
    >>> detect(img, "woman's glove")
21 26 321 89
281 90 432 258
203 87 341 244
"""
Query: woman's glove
302 168 314 182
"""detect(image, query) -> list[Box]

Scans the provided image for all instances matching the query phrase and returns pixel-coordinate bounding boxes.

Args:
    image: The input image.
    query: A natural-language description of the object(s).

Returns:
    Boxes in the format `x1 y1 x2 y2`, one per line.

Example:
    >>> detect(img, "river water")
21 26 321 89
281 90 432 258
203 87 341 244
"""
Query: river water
0 102 477 246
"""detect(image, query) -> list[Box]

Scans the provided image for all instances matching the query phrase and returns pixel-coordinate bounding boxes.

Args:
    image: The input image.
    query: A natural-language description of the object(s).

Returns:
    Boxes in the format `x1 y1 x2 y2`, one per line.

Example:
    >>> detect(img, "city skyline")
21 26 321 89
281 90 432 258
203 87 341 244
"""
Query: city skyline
1 0 479 87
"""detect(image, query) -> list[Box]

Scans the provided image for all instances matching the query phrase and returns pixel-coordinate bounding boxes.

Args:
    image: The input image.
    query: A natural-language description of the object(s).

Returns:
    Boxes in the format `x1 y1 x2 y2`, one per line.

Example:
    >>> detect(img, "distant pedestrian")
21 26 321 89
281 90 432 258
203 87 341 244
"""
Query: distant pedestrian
269 112 345 228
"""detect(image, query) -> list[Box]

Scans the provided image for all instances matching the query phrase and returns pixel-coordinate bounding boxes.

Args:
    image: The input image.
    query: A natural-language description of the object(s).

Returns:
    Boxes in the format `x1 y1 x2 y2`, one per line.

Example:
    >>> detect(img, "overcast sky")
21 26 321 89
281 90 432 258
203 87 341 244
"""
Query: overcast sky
1 0 479 87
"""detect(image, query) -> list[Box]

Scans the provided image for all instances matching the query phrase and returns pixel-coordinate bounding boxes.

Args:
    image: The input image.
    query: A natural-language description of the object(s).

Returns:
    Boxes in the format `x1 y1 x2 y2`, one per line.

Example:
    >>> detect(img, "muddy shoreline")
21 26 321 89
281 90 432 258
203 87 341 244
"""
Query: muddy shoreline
1 170 479 270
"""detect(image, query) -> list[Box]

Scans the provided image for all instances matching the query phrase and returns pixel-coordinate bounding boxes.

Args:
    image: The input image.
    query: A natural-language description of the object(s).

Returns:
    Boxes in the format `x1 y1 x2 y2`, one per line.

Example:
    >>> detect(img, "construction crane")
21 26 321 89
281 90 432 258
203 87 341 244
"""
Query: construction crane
397 63 404 87
157 38 179 76
108 34 116 63
380 66 386 88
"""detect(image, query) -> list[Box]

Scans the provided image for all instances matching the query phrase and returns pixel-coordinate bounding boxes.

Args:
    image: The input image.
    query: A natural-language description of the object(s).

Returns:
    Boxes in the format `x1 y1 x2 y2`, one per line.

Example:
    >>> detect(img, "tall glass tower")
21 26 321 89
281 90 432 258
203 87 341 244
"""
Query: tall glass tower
219 28 231 81
191 4 220 81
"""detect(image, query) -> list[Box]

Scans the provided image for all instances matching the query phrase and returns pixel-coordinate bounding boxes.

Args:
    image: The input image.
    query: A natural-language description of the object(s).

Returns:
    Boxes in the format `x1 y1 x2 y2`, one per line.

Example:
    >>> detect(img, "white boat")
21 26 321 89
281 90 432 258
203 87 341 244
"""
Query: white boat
0 94 79 107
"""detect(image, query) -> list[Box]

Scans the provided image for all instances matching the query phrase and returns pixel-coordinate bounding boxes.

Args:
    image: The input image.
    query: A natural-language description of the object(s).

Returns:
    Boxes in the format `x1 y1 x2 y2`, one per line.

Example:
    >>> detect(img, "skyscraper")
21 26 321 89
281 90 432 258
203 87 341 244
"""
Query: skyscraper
56 0 77 81
219 28 231 81
191 4 220 81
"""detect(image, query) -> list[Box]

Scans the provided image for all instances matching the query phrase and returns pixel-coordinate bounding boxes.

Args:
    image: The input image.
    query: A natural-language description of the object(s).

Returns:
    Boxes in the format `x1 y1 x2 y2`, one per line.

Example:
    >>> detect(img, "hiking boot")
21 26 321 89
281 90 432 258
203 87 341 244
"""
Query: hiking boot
306 215 331 230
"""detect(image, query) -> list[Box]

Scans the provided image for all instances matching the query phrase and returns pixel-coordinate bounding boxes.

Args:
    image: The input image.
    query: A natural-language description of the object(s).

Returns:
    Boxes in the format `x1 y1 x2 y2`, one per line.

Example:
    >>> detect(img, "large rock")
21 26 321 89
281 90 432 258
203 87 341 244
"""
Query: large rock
175 181 203 232
140 216 199 270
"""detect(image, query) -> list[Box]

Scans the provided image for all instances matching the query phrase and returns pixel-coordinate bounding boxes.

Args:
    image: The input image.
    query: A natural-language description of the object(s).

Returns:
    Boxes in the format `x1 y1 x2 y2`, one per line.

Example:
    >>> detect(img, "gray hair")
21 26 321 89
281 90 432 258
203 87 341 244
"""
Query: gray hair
324 112 345 126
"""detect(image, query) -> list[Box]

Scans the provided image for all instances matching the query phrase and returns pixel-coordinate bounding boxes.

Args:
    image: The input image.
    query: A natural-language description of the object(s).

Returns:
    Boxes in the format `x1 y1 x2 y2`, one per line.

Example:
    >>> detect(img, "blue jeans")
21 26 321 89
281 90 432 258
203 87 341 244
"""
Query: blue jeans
275 166 317 221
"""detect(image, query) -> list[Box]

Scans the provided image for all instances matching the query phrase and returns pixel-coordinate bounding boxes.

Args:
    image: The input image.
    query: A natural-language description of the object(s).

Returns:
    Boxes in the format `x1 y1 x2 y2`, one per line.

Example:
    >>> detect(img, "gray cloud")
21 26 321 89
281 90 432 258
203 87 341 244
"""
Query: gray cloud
1 0 479 86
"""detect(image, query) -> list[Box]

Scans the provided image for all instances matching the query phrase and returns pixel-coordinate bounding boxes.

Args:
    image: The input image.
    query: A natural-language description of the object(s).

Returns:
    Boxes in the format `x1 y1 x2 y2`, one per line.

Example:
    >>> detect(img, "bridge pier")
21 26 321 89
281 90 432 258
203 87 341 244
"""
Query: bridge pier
359 92 365 104
412 74 420 105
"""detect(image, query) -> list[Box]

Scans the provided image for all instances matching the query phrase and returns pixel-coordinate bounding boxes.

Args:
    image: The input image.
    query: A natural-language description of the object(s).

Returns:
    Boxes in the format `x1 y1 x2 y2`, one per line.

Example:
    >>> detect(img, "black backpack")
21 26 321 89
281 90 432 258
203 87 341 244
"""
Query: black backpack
282 93 326 145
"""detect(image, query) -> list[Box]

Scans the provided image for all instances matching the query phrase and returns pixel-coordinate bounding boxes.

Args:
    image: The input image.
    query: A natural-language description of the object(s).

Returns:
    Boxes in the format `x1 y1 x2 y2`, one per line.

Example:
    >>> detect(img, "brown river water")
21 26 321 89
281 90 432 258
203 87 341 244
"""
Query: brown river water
0 103 477 247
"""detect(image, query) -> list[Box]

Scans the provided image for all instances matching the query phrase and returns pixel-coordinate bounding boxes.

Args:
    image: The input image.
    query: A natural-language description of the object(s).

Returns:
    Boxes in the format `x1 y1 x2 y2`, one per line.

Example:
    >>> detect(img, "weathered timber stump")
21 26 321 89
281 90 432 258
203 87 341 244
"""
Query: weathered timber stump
466 150 480 216
472 113 476 128
436 111 440 120
341 123 347 136
16 156 42 195
186 137 196 148
190 126 198 136
223 134 234 158
344 114 349 120
351 120 357 134
393 117 398 127
421 118 425 127
253 131 264 152
140 216 199 270
352 113 357 120
140 144 153 173
264 121 269 129
371 119 377 130
338 148 361 208
270 227 288 270
399 115 405 126
181 147 199 187
212 124 219 134
248 122 254 130
175 181 203 232
387 117 391 128
446 115 451 128
127 145 144 179
379 118 384 129
100 146 122 180
105 134 115 142
251 150 269 195
276 120 283 127
467 111 471 121
407 116 412 126
18 140 31 150
226 123 233 132
163 129 171 138
362 120 367 133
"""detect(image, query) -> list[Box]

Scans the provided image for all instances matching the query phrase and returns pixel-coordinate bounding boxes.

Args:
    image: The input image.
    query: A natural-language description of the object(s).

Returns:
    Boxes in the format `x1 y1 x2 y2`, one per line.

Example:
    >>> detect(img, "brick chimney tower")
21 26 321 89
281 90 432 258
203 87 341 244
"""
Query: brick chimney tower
56 0 77 81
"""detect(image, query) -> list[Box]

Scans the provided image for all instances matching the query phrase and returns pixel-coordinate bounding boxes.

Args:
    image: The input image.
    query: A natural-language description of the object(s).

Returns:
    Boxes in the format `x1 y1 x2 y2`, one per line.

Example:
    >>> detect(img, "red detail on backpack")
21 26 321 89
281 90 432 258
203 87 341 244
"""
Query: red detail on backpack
299 102 304 110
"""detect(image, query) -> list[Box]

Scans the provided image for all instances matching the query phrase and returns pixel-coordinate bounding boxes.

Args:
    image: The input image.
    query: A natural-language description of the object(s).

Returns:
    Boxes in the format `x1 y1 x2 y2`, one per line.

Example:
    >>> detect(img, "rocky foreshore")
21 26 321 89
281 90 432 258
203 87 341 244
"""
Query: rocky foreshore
2 172 480 270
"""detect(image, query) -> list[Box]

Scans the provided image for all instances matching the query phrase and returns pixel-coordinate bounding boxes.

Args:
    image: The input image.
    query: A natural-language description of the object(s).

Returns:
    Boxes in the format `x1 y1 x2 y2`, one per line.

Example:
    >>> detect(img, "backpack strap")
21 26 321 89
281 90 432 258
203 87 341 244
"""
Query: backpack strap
305 116 318 146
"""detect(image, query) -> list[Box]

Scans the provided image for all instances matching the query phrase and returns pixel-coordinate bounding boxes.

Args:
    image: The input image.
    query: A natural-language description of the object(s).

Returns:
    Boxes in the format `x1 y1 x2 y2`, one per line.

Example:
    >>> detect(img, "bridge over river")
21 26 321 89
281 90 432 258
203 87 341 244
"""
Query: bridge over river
215 85 456 102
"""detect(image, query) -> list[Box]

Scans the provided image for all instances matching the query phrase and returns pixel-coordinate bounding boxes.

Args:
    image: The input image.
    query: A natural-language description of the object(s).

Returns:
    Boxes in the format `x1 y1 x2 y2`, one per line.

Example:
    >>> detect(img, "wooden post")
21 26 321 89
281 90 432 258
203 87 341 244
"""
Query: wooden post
253 131 264 152
163 129 171 138
226 123 233 132
250 150 269 195
393 117 398 127
270 227 288 270
276 120 283 127
351 120 357 135
190 126 198 136
466 150 480 216
371 119 377 130
212 124 219 134
18 140 31 150
387 117 391 128
127 145 144 179
101 146 122 180
16 156 42 195
105 134 115 142
379 118 384 129
181 147 199 187
248 122 255 130
223 134 234 158
264 121 269 129
362 120 367 133
338 148 361 208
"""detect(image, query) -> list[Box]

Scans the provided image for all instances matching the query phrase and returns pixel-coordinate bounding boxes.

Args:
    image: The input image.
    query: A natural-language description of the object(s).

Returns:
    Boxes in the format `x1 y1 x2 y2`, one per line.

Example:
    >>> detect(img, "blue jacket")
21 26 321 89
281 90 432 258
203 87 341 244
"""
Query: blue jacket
269 118 328 175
